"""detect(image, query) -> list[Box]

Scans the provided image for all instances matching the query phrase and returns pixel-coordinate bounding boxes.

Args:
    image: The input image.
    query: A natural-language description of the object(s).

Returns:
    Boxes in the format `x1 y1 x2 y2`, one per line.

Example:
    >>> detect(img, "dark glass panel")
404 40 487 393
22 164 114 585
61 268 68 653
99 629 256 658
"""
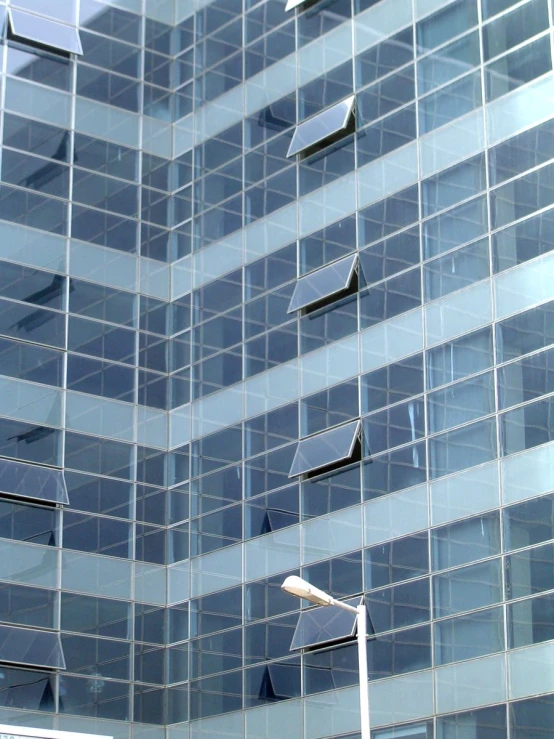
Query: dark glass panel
190 586 242 638
0 666 55 711
0 419 59 467
434 606 504 665
433 559 503 617
61 633 129 680
61 592 130 639
244 658 301 707
363 441 427 500
245 484 299 537
501 395 554 456
65 471 132 518
509 591 554 648
429 418 497 479
365 533 429 590
0 582 55 629
426 327 493 389
60 674 129 720
63 512 131 558
245 570 300 622
438 705 507 739
506 541 554 599
432 513 501 570
244 613 297 664
300 215 356 274
69 279 136 327
489 117 554 186
357 28 413 87
64 432 133 479
303 551 363 599
363 397 425 455
245 445 295 498
504 492 554 552
482 0 548 61
367 624 431 679
362 353 424 414
302 462 361 519
366 578 430 633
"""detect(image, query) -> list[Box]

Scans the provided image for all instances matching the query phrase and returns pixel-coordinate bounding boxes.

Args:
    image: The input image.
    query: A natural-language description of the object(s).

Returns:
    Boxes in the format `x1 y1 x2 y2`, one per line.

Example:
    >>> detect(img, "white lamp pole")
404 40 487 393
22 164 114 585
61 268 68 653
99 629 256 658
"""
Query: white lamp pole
282 575 370 739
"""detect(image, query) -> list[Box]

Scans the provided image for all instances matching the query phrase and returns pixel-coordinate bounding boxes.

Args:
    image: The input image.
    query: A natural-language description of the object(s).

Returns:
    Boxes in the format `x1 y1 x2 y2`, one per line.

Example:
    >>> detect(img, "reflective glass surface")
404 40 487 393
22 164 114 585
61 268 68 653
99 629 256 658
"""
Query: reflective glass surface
9 9 83 55
0 624 65 669
0 458 67 505
289 597 360 650
288 254 357 313
289 420 361 477
287 95 355 157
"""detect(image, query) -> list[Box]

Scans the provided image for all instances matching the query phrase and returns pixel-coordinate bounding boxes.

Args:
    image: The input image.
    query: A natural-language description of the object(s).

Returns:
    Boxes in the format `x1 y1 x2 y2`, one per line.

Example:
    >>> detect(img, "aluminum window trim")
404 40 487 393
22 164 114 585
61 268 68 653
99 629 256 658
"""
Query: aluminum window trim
287 254 358 313
287 94 356 157
288 419 361 477
8 8 83 55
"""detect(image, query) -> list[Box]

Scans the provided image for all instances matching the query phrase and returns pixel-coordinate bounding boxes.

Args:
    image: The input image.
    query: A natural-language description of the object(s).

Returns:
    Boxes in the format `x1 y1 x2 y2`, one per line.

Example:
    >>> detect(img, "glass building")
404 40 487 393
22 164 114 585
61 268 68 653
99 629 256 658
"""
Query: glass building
0 0 553 737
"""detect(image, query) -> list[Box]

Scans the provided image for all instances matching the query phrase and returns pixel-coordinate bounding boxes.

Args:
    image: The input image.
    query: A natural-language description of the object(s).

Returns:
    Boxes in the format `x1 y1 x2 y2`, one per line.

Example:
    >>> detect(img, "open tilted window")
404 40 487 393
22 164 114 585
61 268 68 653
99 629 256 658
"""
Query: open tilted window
285 0 311 10
287 95 356 157
289 419 361 477
290 597 364 650
0 624 65 669
0 458 68 505
8 9 83 55
288 254 358 313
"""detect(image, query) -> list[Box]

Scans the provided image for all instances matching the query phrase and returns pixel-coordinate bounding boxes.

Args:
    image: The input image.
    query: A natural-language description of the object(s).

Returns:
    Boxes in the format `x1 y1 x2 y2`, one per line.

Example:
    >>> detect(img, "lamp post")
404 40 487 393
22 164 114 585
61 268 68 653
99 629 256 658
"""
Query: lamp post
282 575 370 739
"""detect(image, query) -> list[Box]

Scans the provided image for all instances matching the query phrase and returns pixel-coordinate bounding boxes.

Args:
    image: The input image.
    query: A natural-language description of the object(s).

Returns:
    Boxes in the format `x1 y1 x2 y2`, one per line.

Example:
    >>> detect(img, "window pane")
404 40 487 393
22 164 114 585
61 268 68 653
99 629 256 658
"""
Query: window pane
432 513 501 570
288 254 357 313
433 558 503 617
289 420 360 477
287 95 355 157
434 606 504 665
290 598 359 650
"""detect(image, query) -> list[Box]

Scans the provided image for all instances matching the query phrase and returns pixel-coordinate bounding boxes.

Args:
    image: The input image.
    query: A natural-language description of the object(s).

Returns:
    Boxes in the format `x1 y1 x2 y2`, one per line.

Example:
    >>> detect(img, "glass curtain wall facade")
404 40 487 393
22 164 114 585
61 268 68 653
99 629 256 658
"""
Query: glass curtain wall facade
0 0 553 737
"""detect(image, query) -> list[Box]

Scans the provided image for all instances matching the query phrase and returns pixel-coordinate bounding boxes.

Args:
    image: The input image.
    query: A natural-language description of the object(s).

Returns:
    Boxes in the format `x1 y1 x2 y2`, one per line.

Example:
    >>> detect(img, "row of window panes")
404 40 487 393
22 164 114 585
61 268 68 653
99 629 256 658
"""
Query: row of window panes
186 310 554 464
4 518 554 642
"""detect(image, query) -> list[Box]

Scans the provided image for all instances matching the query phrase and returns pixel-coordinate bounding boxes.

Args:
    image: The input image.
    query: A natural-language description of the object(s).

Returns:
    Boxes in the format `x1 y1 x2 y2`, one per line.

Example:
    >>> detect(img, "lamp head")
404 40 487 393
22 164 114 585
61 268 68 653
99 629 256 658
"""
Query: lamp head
281 575 334 606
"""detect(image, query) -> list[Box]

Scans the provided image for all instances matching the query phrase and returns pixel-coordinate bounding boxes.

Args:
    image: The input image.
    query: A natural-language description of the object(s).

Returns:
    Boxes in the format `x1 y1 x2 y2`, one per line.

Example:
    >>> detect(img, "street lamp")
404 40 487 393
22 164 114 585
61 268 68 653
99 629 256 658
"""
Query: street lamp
282 575 370 739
